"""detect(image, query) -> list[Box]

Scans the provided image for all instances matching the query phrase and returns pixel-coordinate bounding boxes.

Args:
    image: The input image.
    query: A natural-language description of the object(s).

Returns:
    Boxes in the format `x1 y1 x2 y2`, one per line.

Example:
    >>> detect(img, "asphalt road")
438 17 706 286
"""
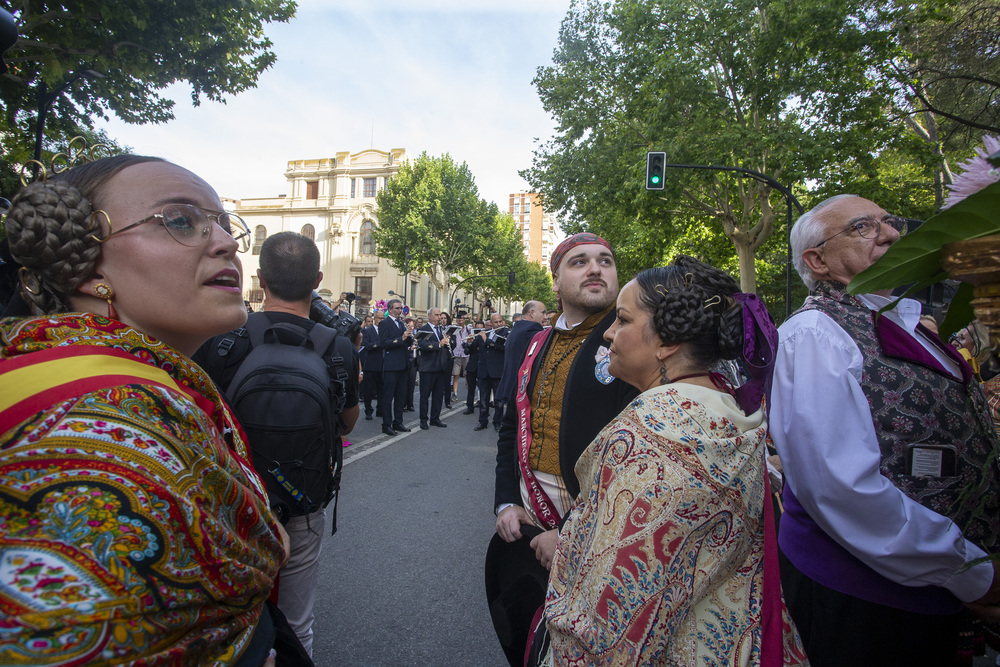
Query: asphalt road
310 403 509 666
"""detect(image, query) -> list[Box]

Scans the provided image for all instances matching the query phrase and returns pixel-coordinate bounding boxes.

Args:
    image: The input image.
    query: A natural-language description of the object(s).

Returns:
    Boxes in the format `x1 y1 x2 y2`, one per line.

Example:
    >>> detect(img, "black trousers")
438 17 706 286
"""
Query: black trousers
419 370 447 423
779 548 961 667
466 368 479 410
478 375 503 427
361 370 383 417
406 364 418 409
381 369 408 427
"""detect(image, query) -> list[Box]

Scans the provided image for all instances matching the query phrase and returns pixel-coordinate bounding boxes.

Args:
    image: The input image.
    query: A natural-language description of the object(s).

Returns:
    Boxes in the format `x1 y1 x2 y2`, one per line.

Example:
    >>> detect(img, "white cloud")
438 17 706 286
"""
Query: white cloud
94 1 569 208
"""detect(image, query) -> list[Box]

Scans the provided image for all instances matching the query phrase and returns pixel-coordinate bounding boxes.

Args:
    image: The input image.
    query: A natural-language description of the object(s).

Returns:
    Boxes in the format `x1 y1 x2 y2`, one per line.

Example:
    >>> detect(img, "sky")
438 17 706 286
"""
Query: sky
94 0 572 210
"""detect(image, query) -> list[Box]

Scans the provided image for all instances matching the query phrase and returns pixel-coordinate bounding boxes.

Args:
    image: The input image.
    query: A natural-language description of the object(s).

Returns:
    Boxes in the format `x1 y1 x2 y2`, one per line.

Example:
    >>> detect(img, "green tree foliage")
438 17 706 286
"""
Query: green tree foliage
374 153 524 294
523 0 993 320
0 0 295 170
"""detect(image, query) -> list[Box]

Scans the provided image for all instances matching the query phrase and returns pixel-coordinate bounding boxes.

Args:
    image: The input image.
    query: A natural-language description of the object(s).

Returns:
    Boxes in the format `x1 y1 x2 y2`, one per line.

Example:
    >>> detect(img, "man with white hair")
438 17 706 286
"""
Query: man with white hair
772 194 1000 666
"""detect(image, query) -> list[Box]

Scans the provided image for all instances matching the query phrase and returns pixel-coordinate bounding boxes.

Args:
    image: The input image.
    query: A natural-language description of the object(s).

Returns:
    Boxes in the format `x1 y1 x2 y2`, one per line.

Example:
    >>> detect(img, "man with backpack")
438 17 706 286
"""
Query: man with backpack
195 232 359 657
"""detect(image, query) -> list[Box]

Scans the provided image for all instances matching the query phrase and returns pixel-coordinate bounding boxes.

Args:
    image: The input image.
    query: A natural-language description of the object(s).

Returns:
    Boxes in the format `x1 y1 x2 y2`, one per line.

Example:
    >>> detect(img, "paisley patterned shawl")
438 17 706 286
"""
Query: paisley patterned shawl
0 314 283 666
545 384 808 666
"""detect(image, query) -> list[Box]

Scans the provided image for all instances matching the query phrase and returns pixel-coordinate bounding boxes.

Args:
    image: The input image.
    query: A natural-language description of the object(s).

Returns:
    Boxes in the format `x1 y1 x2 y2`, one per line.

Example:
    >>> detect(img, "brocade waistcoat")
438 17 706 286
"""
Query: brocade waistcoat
801 282 1000 552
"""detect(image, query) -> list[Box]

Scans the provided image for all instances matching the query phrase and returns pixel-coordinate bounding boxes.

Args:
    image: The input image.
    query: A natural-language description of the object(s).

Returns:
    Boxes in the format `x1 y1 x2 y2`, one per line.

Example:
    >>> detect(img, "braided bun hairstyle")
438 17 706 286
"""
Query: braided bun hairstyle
4 155 164 315
634 255 744 369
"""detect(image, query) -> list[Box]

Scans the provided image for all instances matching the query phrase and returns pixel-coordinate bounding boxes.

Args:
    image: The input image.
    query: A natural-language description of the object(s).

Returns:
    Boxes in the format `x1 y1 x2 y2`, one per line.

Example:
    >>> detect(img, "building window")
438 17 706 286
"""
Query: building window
253 225 267 255
364 178 376 198
360 219 374 255
355 277 372 304
524 201 531 213
249 276 264 306
306 181 319 200
411 280 419 308
301 223 315 241
351 179 356 198
427 283 433 311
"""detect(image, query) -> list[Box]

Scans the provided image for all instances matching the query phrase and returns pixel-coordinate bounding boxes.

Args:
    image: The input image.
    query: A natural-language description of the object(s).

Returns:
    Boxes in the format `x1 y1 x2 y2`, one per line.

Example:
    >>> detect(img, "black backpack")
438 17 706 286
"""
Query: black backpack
219 313 349 532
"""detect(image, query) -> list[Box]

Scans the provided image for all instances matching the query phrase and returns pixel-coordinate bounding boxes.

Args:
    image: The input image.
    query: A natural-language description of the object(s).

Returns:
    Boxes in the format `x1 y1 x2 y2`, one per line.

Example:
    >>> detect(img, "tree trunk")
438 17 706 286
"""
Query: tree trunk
734 238 757 294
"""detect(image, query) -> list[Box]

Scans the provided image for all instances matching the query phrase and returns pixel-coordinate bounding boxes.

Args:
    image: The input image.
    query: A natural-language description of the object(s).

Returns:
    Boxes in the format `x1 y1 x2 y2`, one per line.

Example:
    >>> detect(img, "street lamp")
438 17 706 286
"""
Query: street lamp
33 69 105 163
651 160 804 318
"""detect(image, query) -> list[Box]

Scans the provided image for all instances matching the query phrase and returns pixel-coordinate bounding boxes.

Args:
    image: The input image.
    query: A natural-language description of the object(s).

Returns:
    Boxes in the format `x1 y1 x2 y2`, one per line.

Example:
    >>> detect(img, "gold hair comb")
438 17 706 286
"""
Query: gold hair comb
703 295 722 308
19 136 113 186
655 284 670 298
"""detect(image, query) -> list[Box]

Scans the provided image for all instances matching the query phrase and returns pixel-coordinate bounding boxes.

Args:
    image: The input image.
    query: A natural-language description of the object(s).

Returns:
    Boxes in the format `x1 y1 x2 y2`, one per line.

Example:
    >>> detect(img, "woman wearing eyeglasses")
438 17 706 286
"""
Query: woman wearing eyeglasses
0 155 290 666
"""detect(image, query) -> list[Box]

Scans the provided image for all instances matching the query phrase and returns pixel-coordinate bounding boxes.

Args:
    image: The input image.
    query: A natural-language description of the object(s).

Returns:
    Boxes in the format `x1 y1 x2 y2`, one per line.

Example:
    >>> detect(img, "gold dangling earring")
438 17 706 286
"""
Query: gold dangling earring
94 283 118 320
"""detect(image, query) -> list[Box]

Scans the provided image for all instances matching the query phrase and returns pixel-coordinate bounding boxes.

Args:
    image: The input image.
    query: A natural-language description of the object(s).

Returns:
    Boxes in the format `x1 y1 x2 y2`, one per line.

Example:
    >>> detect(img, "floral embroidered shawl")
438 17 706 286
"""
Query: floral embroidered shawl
0 314 283 666
545 383 808 666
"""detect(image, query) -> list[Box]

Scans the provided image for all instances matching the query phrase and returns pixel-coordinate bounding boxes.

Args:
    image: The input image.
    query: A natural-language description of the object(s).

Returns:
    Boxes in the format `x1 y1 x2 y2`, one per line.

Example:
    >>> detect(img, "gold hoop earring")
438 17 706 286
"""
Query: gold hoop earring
87 210 111 243
94 283 118 320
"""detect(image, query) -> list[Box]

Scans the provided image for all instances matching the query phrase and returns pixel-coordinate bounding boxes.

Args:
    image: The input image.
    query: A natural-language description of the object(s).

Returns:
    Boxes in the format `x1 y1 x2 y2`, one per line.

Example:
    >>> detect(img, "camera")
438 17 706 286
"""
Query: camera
310 291 362 341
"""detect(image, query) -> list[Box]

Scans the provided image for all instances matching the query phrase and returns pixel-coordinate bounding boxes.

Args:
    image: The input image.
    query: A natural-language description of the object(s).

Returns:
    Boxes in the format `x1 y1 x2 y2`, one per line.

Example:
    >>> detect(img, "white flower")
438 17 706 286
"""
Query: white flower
943 135 1000 209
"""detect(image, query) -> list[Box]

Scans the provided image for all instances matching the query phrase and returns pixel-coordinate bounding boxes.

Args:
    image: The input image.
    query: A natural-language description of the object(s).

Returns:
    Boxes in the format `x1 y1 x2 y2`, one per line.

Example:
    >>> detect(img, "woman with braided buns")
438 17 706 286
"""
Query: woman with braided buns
532 256 808 666
0 155 295 666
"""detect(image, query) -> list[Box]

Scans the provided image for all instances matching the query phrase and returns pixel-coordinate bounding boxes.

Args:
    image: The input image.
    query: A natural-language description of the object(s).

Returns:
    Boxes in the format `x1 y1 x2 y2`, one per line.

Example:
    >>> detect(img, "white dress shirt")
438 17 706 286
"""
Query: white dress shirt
770 293 992 603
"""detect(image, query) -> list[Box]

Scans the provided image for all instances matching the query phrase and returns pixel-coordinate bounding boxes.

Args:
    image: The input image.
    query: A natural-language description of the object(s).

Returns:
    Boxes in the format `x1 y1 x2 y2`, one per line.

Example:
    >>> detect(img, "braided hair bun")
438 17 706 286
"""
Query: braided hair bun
5 180 99 314
634 256 743 368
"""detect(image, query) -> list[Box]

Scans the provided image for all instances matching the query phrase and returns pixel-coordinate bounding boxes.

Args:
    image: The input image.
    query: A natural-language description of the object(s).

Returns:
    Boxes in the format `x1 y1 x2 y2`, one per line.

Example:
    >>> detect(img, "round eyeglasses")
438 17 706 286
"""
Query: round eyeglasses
106 204 252 252
814 215 908 248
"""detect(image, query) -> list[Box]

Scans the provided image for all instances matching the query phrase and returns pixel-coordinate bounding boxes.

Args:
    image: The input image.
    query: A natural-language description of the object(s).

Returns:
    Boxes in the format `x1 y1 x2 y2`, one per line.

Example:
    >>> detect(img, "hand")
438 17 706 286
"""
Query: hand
530 529 559 570
403 329 412 339
973 561 1000 605
968 602 1000 624
273 516 291 565
496 505 533 542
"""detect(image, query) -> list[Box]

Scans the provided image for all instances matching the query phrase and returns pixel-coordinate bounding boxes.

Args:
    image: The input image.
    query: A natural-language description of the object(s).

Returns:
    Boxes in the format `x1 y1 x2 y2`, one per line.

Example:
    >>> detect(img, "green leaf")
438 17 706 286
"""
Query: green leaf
848 181 1000 295
939 281 976 341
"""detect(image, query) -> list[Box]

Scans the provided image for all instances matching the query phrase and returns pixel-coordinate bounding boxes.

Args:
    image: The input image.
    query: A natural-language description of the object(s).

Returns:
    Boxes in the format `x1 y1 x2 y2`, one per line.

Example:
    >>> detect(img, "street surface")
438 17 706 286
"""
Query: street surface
311 404 509 666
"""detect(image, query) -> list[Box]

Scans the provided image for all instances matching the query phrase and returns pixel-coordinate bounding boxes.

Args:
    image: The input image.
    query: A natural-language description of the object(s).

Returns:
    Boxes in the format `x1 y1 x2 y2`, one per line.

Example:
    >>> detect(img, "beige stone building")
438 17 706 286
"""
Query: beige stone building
508 192 561 270
233 148 463 318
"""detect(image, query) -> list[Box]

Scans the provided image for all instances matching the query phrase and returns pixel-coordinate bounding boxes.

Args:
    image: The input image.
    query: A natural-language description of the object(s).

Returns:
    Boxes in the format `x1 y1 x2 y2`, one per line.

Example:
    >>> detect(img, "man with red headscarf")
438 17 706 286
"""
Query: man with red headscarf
485 233 639 666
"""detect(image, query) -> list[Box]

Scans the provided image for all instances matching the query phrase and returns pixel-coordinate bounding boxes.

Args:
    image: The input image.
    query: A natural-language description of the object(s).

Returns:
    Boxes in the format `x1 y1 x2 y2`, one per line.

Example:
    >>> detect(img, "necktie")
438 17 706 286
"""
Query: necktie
436 326 443 340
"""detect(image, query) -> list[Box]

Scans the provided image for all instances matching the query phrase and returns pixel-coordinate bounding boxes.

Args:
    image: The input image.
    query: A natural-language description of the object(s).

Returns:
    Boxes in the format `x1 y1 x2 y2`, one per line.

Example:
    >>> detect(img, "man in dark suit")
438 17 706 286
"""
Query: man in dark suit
359 314 384 420
416 307 452 429
496 301 547 411
378 299 413 436
475 313 509 432
463 319 485 415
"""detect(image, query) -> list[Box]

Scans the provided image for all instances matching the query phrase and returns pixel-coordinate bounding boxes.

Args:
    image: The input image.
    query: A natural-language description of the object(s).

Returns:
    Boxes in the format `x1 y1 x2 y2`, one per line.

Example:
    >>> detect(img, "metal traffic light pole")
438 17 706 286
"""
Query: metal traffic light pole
645 156 804 318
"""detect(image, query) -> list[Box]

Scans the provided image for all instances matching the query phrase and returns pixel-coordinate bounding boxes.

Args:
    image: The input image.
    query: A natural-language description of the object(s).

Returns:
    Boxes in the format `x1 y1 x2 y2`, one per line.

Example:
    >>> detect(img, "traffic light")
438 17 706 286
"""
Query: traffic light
508 271 516 286
646 152 666 190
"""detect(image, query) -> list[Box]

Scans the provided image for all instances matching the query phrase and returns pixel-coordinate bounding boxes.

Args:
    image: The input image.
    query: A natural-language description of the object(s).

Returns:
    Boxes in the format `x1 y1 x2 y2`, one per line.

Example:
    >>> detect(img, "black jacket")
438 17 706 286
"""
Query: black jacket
494 309 639 510
360 325 382 372
496 320 543 402
378 316 411 372
478 327 509 380
415 323 453 373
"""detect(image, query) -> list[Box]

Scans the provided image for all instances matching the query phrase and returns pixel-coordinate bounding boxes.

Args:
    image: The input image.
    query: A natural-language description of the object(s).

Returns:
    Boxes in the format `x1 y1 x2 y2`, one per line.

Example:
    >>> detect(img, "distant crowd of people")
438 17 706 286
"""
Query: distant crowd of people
1 152 1000 667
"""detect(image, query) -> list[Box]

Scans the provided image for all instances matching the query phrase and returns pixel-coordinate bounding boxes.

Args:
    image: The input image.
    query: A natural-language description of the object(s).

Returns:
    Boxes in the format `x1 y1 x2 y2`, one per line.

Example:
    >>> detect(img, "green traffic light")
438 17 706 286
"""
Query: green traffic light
651 175 661 184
